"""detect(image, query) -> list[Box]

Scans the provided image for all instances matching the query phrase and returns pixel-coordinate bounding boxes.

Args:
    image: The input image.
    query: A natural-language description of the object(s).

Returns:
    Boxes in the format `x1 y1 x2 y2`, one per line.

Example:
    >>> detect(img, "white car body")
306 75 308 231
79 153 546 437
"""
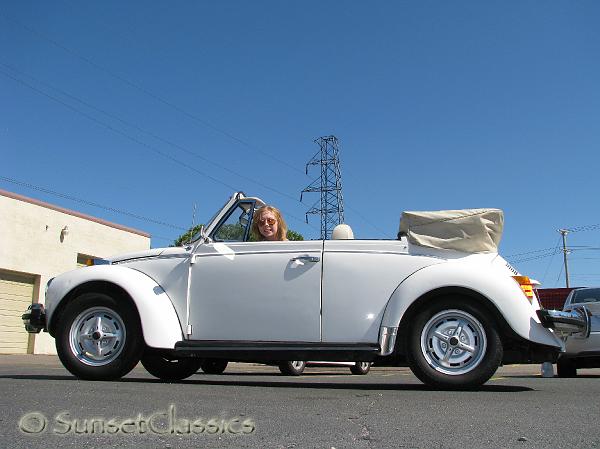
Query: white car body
24 192 589 388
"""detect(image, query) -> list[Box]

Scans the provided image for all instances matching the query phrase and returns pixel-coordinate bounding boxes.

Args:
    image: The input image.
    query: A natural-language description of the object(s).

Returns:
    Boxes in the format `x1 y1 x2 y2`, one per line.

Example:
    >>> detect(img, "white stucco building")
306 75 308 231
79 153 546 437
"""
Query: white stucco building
0 189 151 354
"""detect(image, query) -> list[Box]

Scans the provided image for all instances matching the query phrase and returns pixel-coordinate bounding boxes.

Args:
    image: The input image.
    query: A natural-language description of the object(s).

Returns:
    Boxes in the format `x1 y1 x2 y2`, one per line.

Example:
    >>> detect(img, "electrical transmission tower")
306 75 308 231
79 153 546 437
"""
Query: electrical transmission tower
301 135 345 239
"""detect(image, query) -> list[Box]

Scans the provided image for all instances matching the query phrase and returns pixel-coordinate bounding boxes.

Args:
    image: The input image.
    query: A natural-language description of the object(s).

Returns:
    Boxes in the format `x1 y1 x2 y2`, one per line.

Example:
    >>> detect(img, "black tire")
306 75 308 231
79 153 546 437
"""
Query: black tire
279 361 306 376
141 355 202 381
557 356 577 378
406 297 503 389
55 292 143 381
350 362 371 375
199 359 228 374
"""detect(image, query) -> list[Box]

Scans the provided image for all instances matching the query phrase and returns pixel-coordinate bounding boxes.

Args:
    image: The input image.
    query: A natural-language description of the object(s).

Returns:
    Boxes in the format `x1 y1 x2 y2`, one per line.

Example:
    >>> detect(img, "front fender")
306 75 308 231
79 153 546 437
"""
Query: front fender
46 265 183 349
381 262 563 348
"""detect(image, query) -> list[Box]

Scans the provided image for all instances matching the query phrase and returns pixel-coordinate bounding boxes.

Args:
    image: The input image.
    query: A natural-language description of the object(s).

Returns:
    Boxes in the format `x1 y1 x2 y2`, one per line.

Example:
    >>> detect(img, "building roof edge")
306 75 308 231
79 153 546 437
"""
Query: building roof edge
0 189 151 238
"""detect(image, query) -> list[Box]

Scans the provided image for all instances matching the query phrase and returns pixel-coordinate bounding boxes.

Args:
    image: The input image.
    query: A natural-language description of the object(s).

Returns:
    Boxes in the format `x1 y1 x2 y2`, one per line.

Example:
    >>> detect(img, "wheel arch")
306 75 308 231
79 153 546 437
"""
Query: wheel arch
46 266 183 349
380 262 564 352
48 281 136 335
394 286 512 356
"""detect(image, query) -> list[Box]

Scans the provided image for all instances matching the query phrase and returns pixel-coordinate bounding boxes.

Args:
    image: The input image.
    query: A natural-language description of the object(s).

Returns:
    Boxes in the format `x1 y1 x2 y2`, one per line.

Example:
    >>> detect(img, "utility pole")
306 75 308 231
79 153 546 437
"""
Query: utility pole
559 229 570 288
301 136 344 240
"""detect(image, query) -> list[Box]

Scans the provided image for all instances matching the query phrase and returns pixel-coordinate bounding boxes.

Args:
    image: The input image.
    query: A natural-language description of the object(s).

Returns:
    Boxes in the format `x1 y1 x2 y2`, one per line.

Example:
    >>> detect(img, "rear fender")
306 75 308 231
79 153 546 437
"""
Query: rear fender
381 262 563 348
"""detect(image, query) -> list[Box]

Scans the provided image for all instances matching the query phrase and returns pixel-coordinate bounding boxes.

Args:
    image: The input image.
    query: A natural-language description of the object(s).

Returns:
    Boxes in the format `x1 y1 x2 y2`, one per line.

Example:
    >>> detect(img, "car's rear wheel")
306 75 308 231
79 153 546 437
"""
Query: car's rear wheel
557 356 577 377
55 292 143 380
350 362 371 375
141 355 202 381
406 298 503 389
199 359 228 374
279 360 306 376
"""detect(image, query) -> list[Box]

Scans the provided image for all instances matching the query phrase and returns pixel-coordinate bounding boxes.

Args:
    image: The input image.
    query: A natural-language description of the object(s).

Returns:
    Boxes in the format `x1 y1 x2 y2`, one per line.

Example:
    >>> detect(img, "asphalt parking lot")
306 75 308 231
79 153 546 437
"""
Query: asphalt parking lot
1 355 599 449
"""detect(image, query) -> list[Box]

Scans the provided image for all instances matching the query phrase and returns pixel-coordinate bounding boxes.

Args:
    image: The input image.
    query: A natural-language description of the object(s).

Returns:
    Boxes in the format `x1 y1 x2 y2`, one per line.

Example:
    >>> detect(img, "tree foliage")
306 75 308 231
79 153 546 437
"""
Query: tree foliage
172 224 203 247
286 230 304 241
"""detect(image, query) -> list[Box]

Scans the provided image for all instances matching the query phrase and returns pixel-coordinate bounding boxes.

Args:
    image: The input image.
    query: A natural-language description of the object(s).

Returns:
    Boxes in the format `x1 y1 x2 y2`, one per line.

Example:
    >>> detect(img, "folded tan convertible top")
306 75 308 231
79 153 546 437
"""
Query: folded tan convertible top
399 208 504 253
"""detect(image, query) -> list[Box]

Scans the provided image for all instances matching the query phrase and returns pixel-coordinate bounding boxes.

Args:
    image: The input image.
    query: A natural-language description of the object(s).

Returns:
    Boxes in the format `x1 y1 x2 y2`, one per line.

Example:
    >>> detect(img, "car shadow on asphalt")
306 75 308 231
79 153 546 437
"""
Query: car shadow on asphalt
0 374 533 392
507 374 600 379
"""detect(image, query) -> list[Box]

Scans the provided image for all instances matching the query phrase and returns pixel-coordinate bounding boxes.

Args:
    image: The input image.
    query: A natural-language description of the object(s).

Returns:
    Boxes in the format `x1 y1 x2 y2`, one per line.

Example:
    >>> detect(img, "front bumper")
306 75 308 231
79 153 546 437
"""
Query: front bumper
22 303 47 333
536 306 591 338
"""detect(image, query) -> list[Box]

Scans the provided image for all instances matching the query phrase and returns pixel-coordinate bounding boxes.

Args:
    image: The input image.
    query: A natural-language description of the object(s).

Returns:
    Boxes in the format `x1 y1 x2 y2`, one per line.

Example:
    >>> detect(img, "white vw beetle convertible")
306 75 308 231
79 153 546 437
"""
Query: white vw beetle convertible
23 192 590 389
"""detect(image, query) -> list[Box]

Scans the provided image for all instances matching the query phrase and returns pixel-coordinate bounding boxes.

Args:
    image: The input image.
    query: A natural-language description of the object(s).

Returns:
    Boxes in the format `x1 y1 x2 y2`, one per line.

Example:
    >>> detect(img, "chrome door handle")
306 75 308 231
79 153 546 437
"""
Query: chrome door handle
291 256 320 263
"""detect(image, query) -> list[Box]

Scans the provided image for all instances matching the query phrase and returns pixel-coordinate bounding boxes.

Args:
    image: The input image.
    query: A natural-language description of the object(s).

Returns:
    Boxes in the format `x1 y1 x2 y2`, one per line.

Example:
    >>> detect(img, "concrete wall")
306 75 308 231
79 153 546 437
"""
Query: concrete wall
0 190 151 354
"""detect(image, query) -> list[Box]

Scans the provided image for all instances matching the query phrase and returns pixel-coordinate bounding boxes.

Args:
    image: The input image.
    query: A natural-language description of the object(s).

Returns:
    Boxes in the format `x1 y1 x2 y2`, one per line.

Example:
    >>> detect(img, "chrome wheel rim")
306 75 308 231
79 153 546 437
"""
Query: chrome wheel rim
420 309 487 376
291 361 305 370
69 307 126 366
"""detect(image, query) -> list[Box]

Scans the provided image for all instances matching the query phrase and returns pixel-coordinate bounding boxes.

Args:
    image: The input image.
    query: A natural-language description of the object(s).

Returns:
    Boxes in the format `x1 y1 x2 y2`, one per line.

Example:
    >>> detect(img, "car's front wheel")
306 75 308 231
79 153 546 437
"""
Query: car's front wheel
141 355 203 381
279 361 306 376
55 292 143 380
199 359 228 374
406 298 503 389
350 362 371 375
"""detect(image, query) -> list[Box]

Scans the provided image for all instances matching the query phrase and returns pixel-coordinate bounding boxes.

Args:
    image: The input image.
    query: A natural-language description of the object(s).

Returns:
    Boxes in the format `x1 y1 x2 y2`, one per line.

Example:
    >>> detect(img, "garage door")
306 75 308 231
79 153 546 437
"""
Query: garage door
0 270 36 354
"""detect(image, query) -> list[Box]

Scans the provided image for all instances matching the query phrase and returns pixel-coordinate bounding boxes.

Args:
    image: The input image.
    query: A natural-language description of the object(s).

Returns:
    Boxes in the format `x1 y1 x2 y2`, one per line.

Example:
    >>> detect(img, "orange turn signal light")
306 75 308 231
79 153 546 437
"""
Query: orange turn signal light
512 276 534 302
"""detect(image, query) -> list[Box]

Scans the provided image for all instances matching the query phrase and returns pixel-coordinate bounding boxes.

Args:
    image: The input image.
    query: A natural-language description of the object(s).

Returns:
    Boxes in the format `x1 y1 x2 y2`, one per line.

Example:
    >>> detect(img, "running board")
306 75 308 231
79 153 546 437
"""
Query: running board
173 341 380 362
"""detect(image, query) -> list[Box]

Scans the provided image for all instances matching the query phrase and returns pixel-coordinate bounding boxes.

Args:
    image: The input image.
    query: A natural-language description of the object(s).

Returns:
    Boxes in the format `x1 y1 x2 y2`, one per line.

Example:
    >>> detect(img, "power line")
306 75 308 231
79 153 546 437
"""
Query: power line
0 175 186 231
541 236 562 285
565 223 600 233
0 69 237 190
0 11 305 176
0 68 313 230
0 62 302 205
509 251 560 264
1 14 387 237
506 247 559 258
555 259 564 286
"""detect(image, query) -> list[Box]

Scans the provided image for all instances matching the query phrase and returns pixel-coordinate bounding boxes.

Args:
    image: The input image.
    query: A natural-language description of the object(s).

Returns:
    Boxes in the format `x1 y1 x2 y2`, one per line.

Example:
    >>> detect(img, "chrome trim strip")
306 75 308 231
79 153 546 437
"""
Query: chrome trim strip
193 249 322 258
379 326 398 356
112 254 190 264
325 250 409 256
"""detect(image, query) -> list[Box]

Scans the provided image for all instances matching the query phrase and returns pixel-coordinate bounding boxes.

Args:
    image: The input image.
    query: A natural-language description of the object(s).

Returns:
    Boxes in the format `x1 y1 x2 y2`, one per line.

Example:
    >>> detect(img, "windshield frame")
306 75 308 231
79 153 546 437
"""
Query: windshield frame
188 192 266 246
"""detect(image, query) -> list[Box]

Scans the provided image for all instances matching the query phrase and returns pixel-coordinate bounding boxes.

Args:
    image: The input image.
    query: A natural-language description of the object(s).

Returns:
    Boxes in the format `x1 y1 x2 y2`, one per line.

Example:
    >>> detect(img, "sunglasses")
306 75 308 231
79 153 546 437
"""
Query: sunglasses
258 217 277 226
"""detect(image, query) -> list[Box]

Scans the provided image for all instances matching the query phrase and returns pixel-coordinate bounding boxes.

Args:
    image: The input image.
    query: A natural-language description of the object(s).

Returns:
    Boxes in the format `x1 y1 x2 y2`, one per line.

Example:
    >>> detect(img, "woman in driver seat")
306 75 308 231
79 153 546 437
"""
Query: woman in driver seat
251 206 288 241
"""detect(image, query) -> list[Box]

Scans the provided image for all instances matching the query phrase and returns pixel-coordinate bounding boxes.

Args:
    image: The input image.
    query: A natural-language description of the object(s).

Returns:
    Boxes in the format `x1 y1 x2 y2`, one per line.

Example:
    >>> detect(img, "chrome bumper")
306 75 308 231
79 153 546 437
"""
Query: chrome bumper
536 306 591 338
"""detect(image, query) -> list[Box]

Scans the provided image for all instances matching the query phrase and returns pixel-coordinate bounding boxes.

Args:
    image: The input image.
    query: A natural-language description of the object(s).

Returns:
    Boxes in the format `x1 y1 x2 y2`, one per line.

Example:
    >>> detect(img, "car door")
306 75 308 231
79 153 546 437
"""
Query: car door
321 239 440 343
187 202 323 341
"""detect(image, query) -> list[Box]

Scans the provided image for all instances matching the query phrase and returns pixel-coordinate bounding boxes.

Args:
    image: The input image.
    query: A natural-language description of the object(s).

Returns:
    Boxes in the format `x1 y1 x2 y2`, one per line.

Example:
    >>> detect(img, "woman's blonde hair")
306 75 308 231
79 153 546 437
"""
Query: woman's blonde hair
251 206 288 241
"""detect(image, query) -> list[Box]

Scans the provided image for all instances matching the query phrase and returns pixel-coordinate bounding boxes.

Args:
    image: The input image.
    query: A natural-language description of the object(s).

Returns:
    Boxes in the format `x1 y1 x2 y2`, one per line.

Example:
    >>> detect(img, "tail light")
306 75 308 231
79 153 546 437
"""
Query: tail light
512 276 535 304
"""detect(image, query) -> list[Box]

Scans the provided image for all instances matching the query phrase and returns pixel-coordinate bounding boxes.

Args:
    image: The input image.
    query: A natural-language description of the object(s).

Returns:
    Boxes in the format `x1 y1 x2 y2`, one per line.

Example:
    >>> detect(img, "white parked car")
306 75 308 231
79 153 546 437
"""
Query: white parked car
556 287 600 377
23 192 590 389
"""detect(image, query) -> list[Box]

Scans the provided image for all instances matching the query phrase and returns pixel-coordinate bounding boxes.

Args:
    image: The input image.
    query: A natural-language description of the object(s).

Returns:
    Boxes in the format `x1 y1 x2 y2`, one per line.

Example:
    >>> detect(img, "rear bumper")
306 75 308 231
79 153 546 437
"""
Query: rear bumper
536 306 591 338
22 303 47 333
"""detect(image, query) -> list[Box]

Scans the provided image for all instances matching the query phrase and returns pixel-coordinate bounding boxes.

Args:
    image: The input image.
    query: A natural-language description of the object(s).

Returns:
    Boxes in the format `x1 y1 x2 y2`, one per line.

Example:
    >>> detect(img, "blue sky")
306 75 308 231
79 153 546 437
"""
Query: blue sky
2 1 599 287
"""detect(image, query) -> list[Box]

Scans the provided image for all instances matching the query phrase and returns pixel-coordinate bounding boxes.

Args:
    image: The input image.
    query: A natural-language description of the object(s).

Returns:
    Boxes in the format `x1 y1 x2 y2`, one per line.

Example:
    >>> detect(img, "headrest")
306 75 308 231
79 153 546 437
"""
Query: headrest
332 224 354 240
